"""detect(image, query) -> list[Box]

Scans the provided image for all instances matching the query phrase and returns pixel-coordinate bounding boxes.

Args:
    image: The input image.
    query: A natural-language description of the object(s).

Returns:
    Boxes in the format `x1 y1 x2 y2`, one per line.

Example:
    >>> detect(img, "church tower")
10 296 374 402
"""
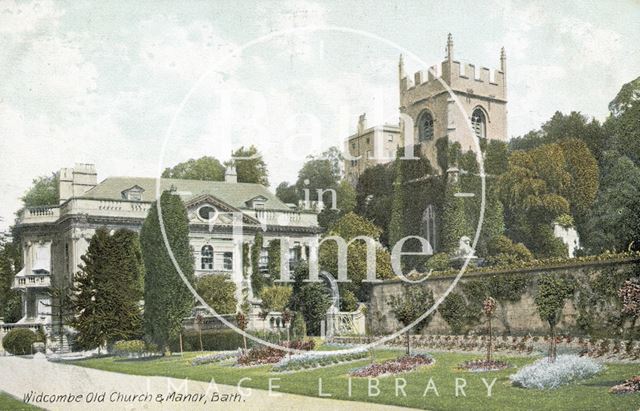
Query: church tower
399 34 508 171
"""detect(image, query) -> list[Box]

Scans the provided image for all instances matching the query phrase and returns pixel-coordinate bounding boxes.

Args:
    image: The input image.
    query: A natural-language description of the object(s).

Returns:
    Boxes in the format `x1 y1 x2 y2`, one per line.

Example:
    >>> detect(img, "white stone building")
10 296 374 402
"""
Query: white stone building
7 163 321 346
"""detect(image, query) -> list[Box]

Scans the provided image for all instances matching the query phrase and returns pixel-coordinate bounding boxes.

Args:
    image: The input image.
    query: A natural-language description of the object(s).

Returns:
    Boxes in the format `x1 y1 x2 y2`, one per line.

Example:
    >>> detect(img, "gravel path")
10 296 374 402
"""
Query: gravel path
0 356 412 411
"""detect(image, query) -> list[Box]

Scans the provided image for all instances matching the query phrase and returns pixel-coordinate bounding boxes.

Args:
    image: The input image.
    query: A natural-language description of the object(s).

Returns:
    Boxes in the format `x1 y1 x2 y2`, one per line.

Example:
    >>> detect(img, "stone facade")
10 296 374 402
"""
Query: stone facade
344 34 508 178
344 114 401 185
9 163 322 344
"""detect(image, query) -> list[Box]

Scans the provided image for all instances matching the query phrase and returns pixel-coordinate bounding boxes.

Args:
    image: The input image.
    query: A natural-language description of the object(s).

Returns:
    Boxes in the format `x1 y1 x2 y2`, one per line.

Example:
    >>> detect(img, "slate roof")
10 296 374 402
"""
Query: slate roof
81 177 291 211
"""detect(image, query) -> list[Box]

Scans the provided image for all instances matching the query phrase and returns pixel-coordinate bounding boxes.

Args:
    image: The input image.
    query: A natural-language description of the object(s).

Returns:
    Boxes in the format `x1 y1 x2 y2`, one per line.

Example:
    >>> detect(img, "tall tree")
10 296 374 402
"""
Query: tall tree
0 238 21 323
227 146 269 186
71 228 144 350
275 182 299 204
607 76 640 164
440 175 468 253
141 191 195 352
22 173 59 207
161 157 225 181
388 153 405 247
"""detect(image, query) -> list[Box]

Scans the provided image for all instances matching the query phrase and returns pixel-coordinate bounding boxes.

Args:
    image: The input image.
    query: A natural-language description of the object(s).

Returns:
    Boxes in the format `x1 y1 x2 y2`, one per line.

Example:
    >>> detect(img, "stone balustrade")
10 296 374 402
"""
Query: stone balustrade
12 274 50 289
19 198 153 225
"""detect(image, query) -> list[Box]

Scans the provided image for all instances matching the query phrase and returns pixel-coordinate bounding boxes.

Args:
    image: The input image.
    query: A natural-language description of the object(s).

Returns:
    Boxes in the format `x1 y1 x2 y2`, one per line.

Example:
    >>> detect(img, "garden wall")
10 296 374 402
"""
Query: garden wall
369 257 640 337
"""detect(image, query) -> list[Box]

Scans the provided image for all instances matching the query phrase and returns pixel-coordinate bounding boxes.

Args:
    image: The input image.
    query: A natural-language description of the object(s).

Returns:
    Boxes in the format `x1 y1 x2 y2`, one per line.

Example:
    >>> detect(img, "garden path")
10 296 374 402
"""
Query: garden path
0 356 412 411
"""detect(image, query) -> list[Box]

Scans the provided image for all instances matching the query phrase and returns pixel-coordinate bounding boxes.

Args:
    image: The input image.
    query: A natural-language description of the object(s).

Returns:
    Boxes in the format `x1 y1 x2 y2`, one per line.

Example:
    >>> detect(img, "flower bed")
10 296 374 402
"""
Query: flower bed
331 335 640 361
273 348 368 372
510 355 603 389
609 376 640 395
191 351 239 366
282 339 316 351
237 346 285 366
350 354 434 378
459 359 510 372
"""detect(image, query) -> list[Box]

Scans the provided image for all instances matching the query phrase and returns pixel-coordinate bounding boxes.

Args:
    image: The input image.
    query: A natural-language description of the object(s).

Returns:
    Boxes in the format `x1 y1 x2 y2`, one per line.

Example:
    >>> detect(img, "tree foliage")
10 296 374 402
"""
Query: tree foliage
440 176 468 252
260 285 292 312
275 182 299 204
22 173 59 207
319 212 393 301
2 328 37 355
196 275 237 314
0 238 21 323
161 156 225 181
388 286 435 354
70 228 144 350
141 191 195 351
535 274 574 361
227 145 269 186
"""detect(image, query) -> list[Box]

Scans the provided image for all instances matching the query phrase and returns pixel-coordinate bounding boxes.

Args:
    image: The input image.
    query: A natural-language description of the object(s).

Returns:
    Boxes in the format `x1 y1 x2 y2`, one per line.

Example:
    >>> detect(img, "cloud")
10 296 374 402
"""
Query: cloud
138 16 241 82
557 17 622 66
0 0 62 34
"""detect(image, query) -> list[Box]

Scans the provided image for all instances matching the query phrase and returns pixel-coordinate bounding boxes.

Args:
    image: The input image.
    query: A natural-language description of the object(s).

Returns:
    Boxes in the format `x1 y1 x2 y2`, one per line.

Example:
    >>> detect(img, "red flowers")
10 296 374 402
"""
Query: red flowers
350 354 434 377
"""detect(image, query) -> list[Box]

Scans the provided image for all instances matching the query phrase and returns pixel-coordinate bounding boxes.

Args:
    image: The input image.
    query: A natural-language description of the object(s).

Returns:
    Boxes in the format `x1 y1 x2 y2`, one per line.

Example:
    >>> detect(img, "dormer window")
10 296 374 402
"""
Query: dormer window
246 195 268 210
122 185 145 201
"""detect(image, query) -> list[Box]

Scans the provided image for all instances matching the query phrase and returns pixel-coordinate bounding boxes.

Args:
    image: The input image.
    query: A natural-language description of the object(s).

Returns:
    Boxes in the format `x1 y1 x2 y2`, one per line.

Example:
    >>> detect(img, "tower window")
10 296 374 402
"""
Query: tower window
471 108 487 139
418 111 434 142
201 245 213 270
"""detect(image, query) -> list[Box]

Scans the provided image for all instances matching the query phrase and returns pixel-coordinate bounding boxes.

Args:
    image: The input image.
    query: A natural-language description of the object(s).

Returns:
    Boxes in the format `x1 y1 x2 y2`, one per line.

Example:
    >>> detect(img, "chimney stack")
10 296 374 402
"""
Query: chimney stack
225 164 238 183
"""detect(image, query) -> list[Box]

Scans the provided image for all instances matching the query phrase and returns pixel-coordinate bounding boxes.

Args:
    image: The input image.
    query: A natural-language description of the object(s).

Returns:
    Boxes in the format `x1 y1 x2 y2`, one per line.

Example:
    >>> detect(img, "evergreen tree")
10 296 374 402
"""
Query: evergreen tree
140 191 195 352
440 174 468 253
0 238 22 323
251 232 267 295
388 155 405 247
70 227 144 350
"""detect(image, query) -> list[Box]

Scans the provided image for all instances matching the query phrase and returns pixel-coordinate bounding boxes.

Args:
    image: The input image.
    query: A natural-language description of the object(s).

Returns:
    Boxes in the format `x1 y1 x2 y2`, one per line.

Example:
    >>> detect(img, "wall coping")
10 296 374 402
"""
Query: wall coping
376 255 640 286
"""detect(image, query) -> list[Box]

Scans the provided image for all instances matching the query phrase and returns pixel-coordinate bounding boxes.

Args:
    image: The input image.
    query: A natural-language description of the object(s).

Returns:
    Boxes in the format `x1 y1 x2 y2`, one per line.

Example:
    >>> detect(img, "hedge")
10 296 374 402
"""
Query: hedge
169 329 294 352
2 328 37 355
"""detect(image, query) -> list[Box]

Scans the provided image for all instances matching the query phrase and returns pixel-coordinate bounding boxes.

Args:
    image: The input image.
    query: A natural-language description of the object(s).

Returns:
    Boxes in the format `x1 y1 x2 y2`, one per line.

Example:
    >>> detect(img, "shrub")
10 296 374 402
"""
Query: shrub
510 355 602 389
425 253 450 271
169 329 245 352
260 285 292 313
113 340 148 357
2 328 37 355
340 289 359 312
291 312 306 340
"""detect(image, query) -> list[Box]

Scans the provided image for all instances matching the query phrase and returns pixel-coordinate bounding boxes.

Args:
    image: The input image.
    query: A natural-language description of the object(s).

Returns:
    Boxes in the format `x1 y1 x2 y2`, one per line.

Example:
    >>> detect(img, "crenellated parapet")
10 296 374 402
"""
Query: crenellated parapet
399 34 507 109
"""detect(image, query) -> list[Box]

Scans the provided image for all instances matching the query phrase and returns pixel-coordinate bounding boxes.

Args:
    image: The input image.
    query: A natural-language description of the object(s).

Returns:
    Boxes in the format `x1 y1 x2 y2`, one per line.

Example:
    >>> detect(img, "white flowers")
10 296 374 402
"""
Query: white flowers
510 355 603 389
273 348 369 372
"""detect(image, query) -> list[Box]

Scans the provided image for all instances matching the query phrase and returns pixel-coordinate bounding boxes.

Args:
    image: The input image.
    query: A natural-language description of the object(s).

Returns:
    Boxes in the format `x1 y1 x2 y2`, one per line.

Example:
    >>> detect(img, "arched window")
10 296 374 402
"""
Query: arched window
421 204 437 252
418 111 434 142
201 245 213 270
471 108 487 139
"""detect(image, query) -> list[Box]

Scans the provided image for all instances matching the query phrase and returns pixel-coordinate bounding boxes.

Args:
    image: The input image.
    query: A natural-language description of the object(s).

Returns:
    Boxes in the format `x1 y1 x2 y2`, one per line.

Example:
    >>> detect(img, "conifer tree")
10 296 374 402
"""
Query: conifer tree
140 191 195 352
388 154 405 248
70 227 144 350
441 173 469 253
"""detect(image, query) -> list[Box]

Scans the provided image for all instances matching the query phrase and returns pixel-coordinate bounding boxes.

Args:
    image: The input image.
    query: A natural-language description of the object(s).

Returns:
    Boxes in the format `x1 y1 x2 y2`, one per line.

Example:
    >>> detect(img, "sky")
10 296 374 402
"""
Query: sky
1 0 639 230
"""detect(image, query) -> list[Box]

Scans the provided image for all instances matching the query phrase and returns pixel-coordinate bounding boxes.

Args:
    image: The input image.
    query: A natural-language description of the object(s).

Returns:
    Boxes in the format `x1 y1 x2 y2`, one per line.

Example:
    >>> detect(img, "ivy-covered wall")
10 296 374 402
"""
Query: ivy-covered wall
369 257 640 338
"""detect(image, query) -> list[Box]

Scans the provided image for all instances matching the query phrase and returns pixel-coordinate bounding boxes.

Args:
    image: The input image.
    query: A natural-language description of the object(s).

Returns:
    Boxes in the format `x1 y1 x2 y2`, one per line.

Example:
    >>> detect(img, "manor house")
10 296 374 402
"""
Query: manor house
7 163 321 345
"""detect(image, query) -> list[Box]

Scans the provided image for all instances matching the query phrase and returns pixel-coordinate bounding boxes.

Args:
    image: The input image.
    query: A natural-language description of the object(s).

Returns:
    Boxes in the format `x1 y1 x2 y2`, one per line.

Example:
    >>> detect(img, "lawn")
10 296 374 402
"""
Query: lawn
73 349 640 411
0 392 41 410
